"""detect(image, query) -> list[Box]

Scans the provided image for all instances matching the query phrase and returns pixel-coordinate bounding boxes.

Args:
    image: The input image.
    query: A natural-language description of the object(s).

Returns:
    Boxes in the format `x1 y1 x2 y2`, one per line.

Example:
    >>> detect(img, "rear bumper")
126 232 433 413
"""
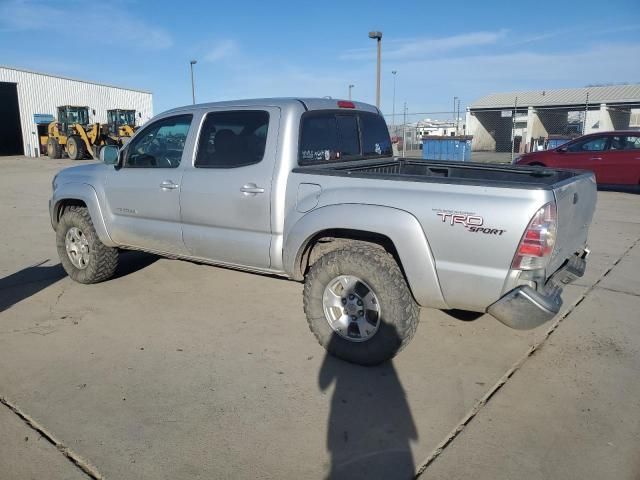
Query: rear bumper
487 250 588 330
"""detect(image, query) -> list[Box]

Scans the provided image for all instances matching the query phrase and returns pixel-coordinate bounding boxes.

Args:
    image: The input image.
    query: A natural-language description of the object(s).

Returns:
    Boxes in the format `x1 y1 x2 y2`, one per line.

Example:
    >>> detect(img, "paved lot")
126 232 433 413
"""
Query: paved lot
1 155 639 479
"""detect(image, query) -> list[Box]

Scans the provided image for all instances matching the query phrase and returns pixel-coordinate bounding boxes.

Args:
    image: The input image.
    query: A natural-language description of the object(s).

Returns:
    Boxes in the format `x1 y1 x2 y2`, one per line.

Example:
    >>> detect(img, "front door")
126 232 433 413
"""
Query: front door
103 114 194 255
558 135 610 182
180 107 280 269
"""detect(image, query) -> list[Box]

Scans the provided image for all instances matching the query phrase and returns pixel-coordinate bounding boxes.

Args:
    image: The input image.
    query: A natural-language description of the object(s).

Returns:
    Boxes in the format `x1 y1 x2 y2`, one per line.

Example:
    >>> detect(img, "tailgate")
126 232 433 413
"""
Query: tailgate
548 172 597 274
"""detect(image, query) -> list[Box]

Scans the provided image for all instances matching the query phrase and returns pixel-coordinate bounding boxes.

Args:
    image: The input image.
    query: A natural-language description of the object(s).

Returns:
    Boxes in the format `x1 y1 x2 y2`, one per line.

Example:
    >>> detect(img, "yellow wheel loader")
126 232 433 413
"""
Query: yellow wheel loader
107 109 138 145
46 106 107 160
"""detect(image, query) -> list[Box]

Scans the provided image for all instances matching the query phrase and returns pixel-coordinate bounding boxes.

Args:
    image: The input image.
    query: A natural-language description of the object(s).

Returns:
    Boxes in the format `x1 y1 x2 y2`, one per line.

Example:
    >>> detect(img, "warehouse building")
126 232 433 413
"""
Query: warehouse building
466 84 640 153
0 66 153 157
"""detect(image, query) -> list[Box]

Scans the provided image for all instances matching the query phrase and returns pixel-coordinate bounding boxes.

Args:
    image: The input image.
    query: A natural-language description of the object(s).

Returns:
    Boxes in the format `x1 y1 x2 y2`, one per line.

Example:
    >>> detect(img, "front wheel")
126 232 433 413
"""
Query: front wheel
56 206 118 283
303 244 420 366
67 136 87 160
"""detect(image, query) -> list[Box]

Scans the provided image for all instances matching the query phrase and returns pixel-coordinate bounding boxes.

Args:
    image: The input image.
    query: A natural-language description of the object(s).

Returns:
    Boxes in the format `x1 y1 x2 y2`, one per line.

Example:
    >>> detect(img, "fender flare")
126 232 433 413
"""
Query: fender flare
50 182 116 247
283 204 448 309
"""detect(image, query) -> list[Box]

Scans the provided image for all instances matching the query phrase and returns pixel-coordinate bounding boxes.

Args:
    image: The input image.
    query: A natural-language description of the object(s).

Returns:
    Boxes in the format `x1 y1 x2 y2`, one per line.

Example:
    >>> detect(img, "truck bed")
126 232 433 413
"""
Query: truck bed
293 157 589 189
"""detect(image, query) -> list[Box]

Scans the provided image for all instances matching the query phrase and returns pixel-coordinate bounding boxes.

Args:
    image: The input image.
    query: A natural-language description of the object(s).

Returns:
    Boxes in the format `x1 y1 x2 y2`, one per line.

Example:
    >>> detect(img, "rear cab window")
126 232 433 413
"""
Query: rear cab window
299 111 392 165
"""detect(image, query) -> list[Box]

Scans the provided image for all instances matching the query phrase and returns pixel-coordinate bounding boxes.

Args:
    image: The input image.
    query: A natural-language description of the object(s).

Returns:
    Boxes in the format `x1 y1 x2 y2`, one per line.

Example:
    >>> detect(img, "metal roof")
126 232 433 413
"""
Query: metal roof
0 65 152 94
469 84 640 110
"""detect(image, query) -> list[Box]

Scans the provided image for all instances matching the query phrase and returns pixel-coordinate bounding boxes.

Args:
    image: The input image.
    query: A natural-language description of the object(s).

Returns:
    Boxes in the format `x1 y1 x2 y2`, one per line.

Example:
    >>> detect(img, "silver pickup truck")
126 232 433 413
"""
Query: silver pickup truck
50 98 596 365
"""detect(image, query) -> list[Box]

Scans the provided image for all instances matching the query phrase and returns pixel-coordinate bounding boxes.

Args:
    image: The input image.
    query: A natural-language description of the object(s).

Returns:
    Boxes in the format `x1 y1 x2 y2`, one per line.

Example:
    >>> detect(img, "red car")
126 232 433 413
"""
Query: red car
515 131 640 187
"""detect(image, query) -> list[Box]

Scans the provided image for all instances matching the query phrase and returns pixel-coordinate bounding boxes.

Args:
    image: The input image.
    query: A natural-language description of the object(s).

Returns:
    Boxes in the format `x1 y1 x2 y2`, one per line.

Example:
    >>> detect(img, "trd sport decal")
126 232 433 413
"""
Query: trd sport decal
434 209 506 236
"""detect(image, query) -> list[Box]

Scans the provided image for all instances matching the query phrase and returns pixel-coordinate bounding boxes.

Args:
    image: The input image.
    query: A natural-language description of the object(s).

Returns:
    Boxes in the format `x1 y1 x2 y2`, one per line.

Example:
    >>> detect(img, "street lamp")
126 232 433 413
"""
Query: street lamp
391 70 397 134
348 84 355 100
453 96 458 134
190 60 198 105
368 31 382 108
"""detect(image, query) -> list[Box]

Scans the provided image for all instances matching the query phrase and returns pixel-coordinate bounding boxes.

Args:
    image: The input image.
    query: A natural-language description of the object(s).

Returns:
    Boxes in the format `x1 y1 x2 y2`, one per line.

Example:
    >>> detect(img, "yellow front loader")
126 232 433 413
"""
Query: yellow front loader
107 109 138 145
46 106 107 160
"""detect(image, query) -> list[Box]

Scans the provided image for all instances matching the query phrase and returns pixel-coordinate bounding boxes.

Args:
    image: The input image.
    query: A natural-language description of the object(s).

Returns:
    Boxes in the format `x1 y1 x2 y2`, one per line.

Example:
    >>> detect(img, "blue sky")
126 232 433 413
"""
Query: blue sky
1 0 639 121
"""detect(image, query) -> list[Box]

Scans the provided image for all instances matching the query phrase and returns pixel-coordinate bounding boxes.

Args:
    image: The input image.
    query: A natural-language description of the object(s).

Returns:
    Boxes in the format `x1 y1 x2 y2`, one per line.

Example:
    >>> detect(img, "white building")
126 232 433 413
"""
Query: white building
0 66 153 157
466 84 640 153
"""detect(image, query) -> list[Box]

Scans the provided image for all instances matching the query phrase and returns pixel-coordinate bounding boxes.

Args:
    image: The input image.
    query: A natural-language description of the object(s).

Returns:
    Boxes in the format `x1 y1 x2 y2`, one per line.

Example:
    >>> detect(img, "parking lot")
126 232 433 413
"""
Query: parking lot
1 156 639 479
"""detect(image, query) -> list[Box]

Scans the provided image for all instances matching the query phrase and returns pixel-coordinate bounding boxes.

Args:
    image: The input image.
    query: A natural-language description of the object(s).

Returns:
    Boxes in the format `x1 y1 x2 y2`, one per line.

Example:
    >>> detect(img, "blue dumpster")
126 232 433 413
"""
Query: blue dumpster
422 136 472 162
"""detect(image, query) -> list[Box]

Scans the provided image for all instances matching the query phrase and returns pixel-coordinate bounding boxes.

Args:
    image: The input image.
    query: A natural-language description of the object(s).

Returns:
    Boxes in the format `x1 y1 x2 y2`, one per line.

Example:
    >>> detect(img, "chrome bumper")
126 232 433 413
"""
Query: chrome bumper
488 250 588 330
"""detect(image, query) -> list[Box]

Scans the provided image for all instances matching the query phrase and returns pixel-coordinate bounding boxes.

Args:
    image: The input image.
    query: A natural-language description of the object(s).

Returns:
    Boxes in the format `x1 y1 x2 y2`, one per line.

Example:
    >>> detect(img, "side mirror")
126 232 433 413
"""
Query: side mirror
557 146 567 153
100 145 120 165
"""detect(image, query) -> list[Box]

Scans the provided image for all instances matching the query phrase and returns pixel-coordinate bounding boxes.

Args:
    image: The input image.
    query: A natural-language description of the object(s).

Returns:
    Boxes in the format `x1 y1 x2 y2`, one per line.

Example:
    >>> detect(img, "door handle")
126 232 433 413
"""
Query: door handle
240 183 265 195
160 180 179 190
589 157 602 161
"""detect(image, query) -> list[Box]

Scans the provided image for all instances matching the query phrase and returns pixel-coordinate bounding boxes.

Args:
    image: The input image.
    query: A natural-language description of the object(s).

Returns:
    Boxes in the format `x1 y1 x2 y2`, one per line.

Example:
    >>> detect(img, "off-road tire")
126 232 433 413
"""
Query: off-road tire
47 138 62 159
56 206 118 284
67 136 87 160
303 244 420 366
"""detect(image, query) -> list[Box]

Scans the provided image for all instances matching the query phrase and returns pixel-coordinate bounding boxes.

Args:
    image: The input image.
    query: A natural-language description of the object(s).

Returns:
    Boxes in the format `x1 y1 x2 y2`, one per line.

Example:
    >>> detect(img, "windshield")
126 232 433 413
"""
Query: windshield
299 111 392 164
109 110 136 126
59 107 88 125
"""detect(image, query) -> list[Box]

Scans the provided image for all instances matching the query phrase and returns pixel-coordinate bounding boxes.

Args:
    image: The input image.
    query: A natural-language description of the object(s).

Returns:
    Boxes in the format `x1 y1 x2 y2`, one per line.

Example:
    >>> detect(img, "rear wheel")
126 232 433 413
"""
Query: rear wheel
56 206 118 284
303 243 420 366
47 138 62 158
67 136 87 160
530 162 546 167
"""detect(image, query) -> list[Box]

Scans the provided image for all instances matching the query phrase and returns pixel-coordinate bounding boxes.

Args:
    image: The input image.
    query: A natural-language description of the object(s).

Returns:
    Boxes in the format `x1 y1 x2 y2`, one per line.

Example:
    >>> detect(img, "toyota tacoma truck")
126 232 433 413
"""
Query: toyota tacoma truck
50 98 596 365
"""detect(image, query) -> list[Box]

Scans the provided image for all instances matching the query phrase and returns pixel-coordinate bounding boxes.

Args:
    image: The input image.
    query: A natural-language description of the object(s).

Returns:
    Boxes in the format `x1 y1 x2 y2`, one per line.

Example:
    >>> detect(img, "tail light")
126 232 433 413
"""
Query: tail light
512 202 557 270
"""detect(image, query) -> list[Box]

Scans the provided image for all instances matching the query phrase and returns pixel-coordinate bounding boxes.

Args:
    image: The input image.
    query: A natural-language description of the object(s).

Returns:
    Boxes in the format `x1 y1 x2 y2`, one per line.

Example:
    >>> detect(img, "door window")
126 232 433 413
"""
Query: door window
124 114 192 168
627 136 640 150
567 136 608 152
195 110 269 168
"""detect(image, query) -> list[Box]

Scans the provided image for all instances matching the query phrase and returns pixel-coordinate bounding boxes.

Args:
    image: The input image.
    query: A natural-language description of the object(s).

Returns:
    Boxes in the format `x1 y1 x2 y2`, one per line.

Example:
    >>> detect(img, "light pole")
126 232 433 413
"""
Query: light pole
348 84 354 100
368 31 382 108
391 70 397 134
402 101 407 158
190 60 197 105
453 96 458 134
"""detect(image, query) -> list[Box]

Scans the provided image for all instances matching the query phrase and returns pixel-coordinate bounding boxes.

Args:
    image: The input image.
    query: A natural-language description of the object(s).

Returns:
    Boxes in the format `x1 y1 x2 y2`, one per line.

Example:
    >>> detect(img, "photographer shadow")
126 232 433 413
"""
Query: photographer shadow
319 327 418 480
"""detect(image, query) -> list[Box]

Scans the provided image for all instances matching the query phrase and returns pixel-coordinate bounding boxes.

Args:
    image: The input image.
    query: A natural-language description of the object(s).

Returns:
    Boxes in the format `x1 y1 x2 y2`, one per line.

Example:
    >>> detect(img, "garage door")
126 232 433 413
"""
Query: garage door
0 82 23 156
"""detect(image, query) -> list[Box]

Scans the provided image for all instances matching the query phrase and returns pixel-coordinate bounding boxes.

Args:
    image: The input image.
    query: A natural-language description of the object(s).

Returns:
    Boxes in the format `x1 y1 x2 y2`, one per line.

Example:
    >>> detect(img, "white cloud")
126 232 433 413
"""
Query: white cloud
0 0 172 49
204 40 238 63
340 30 508 61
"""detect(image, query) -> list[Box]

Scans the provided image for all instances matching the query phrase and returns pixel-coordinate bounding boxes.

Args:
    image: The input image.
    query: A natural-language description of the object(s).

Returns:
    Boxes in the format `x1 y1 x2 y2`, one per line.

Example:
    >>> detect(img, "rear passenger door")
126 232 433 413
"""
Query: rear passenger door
179 108 280 269
602 134 640 185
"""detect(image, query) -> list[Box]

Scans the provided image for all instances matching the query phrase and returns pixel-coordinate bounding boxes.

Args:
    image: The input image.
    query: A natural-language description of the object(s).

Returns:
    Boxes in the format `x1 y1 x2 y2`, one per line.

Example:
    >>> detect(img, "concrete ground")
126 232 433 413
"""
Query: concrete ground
0 155 638 479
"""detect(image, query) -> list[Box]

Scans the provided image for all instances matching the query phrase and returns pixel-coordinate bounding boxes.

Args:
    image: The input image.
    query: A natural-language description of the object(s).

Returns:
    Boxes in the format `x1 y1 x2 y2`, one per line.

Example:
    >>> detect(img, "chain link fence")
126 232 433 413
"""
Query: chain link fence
385 98 640 163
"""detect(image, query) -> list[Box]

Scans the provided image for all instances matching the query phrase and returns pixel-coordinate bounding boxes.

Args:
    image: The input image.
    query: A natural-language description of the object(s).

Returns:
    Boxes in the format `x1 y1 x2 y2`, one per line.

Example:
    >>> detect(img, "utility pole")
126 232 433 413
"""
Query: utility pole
583 92 590 135
190 60 197 105
391 70 397 135
511 96 518 162
369 31 383 108
453 96 458 134
402 102 407 158
456 98 461 135
348 84 354 100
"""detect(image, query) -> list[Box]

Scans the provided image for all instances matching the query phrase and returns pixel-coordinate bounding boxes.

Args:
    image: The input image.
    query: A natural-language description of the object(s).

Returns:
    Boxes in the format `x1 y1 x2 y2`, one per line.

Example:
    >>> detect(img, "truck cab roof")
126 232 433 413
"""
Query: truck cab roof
162 97 380 116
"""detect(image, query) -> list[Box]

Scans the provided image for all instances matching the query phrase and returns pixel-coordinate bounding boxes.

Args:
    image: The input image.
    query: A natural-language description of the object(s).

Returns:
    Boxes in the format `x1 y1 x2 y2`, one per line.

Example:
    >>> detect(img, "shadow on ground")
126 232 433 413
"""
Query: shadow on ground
320 329 417 480
0 252 158 313
112 251 159 279
443 309 485 322
0 260 65 313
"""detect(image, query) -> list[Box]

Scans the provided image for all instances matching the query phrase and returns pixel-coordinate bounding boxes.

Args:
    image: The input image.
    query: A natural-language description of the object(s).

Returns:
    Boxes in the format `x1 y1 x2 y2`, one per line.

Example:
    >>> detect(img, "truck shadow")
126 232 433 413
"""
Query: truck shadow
0 252 158 313
0 260 65 313
319 328 418 480
113 251 159 279
443 309 485 322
